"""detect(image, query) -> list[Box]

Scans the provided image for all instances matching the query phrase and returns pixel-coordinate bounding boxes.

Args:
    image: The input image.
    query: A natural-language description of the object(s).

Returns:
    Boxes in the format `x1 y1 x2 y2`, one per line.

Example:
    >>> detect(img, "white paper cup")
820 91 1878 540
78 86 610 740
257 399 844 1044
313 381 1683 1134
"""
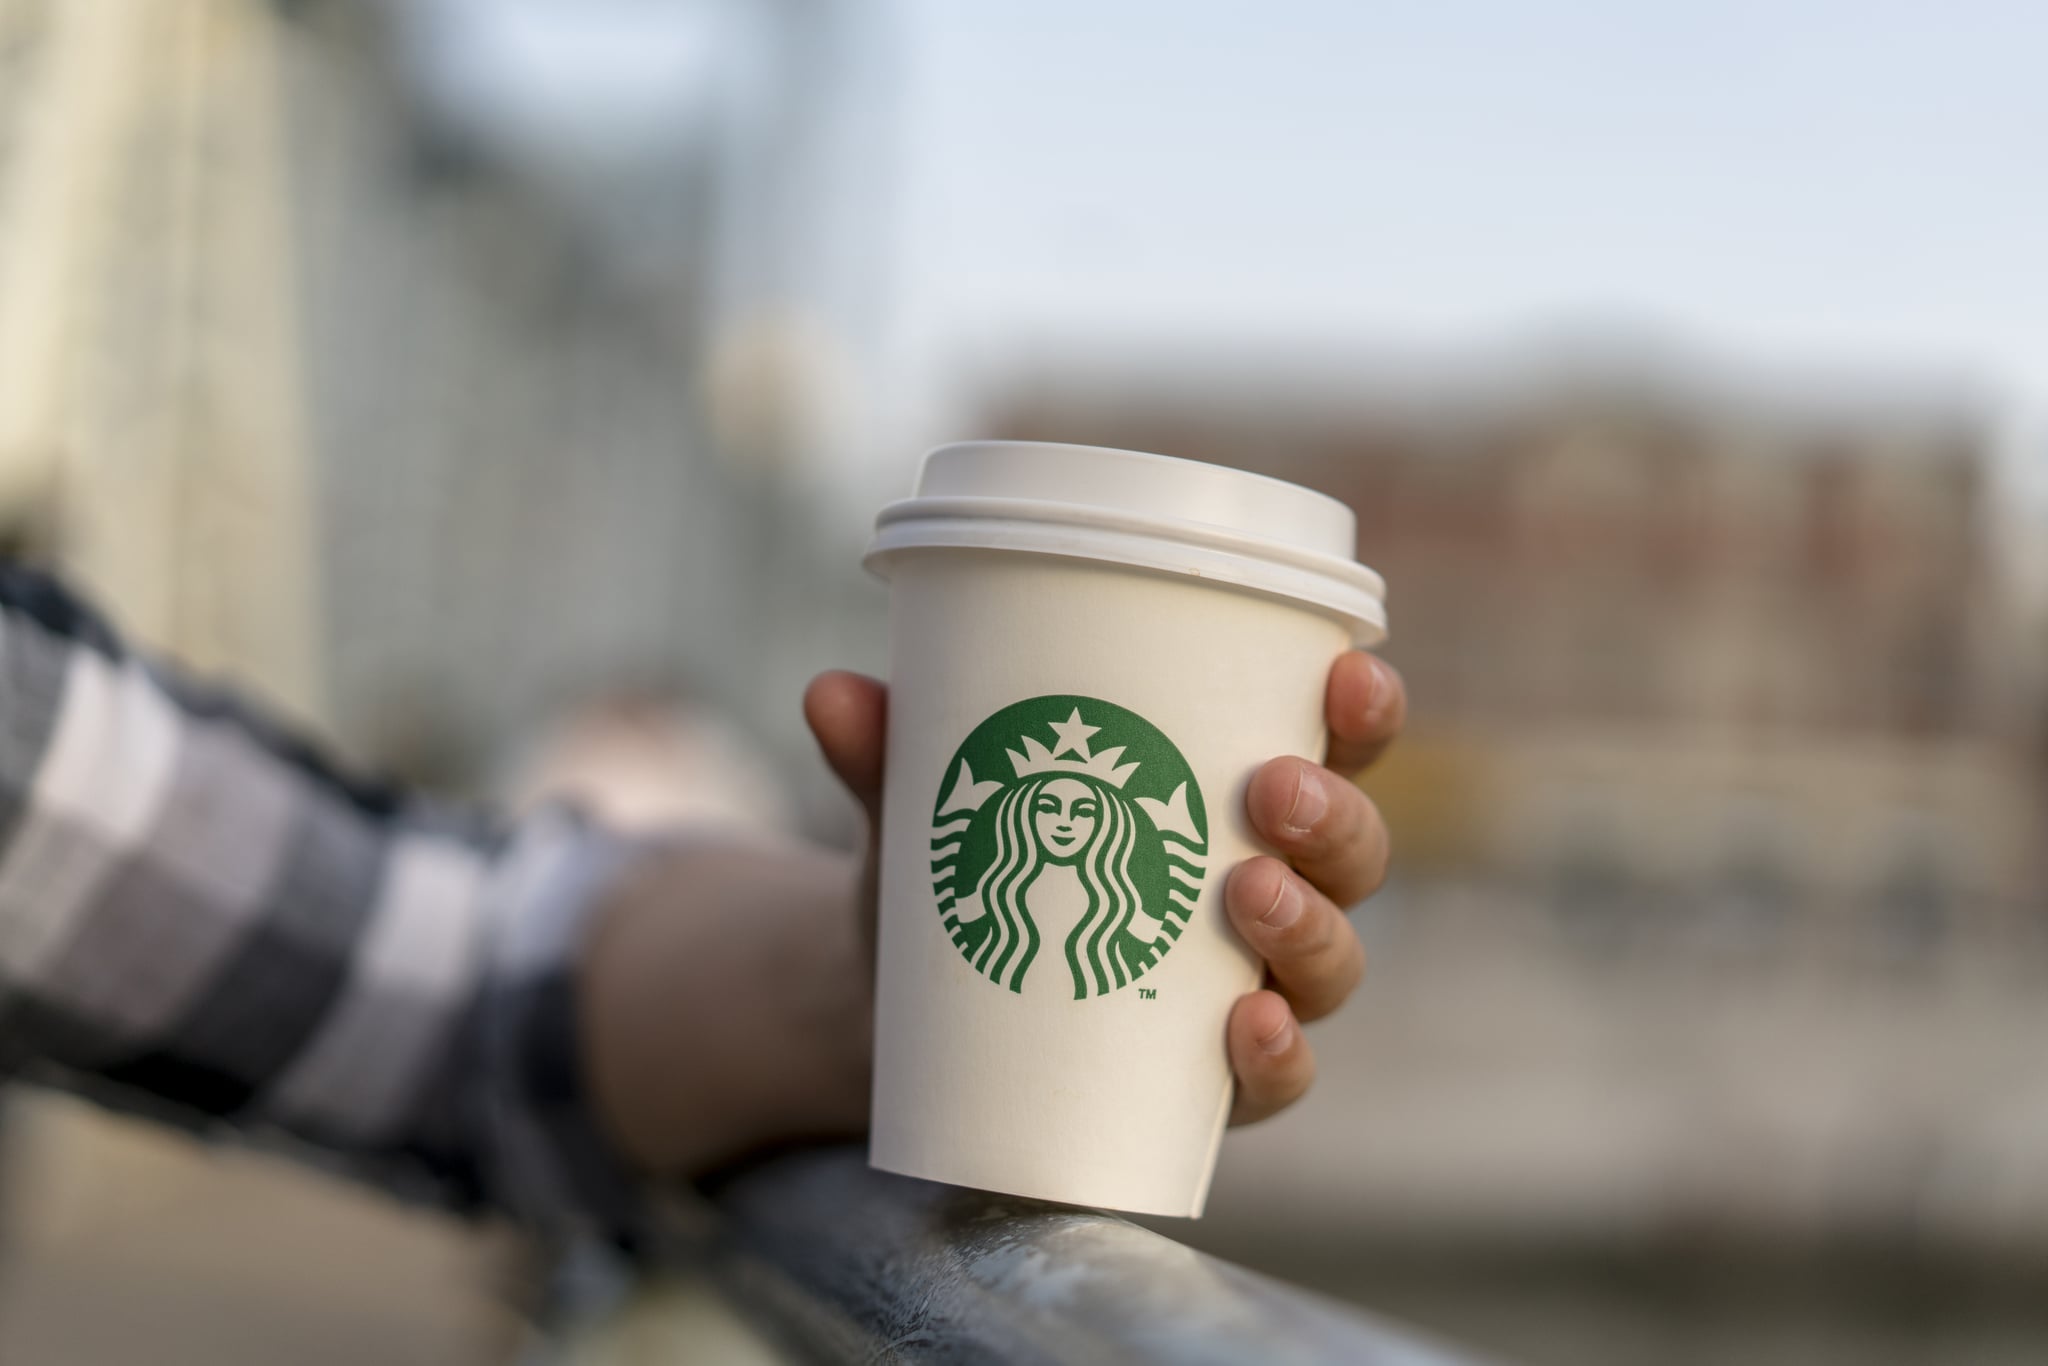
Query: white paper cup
863 441 1386 1217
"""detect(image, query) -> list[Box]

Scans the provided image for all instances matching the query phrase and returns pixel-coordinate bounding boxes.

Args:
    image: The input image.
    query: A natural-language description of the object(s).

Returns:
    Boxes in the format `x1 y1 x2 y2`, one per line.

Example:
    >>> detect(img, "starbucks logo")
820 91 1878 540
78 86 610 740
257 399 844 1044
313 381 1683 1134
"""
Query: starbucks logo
930 695 1208 999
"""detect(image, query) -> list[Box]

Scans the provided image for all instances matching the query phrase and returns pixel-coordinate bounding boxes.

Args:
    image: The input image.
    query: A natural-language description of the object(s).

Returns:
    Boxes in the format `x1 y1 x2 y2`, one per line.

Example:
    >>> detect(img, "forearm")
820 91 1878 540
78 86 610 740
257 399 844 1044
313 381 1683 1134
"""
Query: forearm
0 562 644 1233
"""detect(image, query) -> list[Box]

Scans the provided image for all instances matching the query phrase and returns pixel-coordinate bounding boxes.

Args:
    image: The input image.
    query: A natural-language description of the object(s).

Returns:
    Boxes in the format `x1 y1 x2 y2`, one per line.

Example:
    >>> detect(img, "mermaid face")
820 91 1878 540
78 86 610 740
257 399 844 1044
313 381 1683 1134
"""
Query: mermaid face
1031 777 1099 862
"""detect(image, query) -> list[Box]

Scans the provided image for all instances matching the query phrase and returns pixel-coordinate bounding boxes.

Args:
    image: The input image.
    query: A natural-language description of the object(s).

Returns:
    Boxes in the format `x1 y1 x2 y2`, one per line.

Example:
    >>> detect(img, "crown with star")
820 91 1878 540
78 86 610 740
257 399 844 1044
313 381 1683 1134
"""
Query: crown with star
1006 707 1140 789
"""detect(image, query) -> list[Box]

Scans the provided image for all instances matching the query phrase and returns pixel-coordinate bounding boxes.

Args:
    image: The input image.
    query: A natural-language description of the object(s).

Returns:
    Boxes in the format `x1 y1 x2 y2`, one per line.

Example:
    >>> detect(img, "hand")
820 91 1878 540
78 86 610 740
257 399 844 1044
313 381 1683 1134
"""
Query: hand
806 651 1405 1130
579 654 1403 1178
1219 651 1403 1123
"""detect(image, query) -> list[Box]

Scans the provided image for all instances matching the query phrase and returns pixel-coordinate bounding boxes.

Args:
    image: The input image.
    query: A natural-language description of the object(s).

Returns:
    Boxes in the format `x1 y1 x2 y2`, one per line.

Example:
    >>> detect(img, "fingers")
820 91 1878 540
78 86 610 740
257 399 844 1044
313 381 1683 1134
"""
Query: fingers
1226 990 1316 1126
1245 756 1391 908
1220 655 1397 1126
803 671 888 823
1225 857 1366 1023
1324 652 1406 777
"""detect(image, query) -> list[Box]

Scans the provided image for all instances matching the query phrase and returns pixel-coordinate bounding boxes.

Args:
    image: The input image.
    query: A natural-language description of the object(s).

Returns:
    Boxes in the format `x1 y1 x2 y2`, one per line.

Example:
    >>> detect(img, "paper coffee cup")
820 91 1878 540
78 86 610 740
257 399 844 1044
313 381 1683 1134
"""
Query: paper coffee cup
863 441 1386 1217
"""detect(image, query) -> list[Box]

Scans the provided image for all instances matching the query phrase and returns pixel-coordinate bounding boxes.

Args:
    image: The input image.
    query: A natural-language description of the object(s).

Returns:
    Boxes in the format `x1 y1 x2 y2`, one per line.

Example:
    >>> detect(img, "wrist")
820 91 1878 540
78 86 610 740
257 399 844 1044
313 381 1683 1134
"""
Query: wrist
578 836 872 1179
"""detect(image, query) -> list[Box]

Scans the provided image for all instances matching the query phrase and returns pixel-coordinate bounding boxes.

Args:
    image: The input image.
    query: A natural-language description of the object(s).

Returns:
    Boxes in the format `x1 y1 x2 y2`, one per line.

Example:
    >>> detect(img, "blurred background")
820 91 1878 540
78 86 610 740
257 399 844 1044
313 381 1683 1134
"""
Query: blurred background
2 1 2046 1363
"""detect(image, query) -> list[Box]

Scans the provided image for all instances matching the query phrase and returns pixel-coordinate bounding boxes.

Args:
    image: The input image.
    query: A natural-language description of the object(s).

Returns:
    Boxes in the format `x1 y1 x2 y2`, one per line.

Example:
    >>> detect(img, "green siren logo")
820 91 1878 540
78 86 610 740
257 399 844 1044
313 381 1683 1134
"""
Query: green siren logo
930 695 1208 999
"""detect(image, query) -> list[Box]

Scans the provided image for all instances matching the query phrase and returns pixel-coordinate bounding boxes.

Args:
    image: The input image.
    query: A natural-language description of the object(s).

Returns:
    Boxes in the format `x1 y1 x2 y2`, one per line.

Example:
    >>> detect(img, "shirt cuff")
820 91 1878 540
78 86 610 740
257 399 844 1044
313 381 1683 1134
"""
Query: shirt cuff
473 808 659 1244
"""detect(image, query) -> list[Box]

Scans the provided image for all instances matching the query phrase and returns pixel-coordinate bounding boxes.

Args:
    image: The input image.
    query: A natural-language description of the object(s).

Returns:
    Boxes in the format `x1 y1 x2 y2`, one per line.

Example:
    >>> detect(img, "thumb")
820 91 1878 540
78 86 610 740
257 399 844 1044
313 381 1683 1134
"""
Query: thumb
803 671 887 825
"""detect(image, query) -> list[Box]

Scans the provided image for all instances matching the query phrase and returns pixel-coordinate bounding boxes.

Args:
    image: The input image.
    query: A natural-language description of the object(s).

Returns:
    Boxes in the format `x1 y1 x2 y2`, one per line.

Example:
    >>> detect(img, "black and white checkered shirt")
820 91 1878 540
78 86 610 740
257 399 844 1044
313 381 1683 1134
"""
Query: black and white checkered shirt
0 562 644 1235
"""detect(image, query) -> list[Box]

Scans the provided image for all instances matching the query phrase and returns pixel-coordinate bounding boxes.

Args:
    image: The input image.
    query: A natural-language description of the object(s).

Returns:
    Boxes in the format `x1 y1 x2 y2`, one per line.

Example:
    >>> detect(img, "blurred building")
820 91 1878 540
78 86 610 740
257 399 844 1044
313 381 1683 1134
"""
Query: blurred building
0 2 887 1361
986 358 2048 1366
276 0 888 782
0 0 888 784
986 358 2048 949
0 0 325 714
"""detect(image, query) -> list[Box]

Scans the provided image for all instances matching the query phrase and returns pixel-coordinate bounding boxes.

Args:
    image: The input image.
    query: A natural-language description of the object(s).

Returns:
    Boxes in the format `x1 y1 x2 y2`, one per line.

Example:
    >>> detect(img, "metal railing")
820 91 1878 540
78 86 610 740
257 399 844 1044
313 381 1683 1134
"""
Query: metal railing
612 1146 1498 1365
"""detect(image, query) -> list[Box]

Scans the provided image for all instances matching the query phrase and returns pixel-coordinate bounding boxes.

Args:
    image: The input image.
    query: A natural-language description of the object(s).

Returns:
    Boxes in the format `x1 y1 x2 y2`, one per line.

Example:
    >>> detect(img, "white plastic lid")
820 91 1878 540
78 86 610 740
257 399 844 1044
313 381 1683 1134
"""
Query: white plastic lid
865 441 1387 644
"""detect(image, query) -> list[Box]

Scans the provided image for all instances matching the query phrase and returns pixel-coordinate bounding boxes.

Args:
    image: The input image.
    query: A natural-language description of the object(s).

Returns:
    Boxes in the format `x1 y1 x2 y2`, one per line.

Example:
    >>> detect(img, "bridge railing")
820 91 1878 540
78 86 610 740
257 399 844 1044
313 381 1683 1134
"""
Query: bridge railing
566 1146 1502 1365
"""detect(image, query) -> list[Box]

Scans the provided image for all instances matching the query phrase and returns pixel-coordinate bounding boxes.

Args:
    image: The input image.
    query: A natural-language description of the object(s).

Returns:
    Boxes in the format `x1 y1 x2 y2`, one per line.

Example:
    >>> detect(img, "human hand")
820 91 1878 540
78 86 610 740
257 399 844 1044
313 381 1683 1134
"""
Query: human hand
804 650 1405 1130
1217 650 1403 1122
580 655 1402 1179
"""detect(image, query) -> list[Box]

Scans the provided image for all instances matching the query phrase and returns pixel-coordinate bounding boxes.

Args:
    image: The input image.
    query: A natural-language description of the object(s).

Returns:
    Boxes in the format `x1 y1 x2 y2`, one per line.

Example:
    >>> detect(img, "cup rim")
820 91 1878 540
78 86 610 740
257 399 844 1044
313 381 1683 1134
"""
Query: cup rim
866 500 1388 645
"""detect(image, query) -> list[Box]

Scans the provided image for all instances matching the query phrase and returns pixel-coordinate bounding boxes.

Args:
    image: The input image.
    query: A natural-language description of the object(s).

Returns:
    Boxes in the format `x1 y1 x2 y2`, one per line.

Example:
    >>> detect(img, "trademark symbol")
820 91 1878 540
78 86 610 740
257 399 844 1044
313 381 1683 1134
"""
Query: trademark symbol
1138 988 1157 1000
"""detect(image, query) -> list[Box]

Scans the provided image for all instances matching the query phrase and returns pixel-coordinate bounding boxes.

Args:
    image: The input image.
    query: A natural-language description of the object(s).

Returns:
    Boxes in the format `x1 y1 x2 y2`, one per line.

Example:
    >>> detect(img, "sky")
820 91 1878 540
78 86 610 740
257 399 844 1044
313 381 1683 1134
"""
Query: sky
401 0 2048 521
890 0 2048 505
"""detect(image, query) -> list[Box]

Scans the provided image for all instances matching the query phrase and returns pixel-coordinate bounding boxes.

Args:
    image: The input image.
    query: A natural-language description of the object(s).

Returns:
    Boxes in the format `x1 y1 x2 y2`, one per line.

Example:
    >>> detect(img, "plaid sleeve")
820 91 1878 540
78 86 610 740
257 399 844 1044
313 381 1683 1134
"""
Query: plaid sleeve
0 562 650 1237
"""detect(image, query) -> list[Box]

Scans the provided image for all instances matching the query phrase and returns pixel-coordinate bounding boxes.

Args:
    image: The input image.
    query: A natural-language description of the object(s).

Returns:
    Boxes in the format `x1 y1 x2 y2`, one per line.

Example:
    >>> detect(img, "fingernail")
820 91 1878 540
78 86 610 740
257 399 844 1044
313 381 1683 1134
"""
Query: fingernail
1282 764 1328 836
1257 1018 1294 1055
1257 872 1303 930
1356 651 1384 711
1360 655 1393 728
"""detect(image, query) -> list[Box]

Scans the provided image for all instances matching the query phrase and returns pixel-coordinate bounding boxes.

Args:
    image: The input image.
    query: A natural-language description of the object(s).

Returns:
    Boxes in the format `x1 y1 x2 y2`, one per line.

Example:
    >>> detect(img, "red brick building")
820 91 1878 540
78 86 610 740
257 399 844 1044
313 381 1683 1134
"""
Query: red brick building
984 359 2043 930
